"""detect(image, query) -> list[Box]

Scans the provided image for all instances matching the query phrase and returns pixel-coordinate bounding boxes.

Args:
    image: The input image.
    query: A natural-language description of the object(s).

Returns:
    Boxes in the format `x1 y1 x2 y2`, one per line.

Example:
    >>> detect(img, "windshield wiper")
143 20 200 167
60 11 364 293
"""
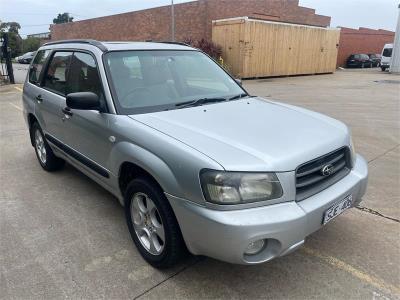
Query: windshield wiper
228 93 249 101
176 97 227 109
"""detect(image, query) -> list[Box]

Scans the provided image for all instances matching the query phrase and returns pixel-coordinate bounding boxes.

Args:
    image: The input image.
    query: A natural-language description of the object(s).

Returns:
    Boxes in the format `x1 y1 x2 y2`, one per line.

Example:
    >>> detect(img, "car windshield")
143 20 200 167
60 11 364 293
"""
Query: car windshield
104 50 245 114
383 48 392 57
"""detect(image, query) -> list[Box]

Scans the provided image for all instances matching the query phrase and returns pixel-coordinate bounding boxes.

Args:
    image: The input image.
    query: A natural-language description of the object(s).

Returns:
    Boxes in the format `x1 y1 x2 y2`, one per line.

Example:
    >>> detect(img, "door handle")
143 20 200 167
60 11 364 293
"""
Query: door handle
35 95 43 103
62 107 73 117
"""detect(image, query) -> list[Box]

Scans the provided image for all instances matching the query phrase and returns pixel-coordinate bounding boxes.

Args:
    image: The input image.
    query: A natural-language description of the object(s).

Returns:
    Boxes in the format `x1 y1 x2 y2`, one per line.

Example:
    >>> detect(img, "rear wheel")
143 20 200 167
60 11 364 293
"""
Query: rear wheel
381 66 387 72
124 177 186 268
32 122 65 171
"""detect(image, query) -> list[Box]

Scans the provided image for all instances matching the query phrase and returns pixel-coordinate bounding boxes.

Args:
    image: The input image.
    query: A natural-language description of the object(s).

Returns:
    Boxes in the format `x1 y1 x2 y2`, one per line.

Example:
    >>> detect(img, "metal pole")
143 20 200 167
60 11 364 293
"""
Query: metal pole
2 33 15 84
171 0 175 41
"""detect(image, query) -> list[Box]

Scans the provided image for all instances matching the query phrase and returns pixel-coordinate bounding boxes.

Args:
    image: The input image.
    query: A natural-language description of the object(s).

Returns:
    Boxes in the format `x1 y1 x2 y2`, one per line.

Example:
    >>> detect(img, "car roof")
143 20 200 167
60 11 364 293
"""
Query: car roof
102 42 194 51
42 39 196 52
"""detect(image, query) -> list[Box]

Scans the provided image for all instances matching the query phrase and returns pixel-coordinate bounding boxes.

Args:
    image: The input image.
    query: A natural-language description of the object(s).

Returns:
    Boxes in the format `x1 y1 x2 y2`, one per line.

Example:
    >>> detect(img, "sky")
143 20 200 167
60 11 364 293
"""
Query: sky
0 0 398 38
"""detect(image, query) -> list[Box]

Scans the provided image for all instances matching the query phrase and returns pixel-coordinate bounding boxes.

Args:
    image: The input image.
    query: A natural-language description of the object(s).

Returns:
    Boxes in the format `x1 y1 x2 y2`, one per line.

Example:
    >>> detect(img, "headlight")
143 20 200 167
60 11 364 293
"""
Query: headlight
200 170 283 205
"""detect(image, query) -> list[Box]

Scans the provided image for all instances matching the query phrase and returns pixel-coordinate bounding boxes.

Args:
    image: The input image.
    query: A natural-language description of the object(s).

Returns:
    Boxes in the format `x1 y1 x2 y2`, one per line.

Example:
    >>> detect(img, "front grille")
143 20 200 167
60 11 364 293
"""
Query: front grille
295 147 351 201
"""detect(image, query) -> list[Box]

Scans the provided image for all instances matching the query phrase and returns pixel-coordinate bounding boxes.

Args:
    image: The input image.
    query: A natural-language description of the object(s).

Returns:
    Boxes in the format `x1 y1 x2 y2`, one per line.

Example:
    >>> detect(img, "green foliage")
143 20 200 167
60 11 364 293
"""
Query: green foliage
0 21 21 33
0 20 22 57
22 37 41 53
53 13 74 24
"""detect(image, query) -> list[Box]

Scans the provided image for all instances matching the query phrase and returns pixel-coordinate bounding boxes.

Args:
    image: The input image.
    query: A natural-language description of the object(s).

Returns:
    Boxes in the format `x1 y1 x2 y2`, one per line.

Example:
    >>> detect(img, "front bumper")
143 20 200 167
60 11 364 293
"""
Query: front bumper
167 154 368 265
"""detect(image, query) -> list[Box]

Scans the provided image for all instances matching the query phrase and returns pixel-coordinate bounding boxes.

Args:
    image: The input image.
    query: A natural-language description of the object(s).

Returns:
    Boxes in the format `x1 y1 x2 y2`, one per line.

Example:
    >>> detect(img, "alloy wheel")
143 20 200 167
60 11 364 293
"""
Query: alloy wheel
130 192 165 255
35 129 47 164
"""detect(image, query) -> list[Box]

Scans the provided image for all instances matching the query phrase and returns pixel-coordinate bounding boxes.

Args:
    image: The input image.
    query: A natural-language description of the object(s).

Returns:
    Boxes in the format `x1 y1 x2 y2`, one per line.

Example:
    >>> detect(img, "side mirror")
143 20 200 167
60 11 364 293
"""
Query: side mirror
66 92 100 110
235 78 242 85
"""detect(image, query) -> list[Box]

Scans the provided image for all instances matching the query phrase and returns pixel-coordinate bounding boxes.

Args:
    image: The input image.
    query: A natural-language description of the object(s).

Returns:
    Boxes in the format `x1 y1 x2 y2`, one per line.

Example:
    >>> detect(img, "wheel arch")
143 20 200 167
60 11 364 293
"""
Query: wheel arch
113 142 183 204
27 113 39 146
119 161 162 198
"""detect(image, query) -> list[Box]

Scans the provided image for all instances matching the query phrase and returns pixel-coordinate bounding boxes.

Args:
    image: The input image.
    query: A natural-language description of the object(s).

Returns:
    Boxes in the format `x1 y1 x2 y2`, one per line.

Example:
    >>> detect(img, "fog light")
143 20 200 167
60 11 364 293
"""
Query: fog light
244 240 265 255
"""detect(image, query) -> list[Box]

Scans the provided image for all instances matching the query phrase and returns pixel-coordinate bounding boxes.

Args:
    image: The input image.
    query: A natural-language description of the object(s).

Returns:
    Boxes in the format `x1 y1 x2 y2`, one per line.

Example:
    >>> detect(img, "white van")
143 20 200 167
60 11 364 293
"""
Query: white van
381 43 393 71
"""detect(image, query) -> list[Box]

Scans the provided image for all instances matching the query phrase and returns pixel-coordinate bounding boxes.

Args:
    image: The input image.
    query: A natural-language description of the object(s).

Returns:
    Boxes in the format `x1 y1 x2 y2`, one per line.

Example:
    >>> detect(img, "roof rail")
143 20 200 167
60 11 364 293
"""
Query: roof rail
43 39 107 52
152 41 192 47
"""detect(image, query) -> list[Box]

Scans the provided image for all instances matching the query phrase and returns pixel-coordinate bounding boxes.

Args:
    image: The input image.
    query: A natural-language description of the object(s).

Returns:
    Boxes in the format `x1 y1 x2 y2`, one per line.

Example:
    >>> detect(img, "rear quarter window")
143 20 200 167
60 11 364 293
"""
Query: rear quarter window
43 52 73 96
29 50 51 85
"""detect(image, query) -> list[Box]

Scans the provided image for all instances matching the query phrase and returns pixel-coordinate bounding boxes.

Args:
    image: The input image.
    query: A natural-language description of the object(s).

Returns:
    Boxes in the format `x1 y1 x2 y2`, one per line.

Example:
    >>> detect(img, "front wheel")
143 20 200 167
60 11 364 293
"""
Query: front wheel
32 122 65 171
381 66 387 72
124 177 186 268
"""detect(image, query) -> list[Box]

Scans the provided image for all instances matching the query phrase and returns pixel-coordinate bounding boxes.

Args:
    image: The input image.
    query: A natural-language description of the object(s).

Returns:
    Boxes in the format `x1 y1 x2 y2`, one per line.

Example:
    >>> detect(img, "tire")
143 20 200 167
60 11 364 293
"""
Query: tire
381 67 387 72
124 177 186 268
31 122 65 171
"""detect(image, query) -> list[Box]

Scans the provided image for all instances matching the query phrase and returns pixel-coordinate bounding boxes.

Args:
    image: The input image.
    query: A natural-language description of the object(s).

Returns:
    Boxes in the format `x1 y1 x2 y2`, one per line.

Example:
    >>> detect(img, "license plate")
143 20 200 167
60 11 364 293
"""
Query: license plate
323 195 353 225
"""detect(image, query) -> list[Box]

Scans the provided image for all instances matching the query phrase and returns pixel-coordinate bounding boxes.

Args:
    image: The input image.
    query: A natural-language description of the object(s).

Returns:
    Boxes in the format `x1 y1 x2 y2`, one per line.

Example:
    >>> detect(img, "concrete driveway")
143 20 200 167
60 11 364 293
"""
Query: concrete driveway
1 69 399 299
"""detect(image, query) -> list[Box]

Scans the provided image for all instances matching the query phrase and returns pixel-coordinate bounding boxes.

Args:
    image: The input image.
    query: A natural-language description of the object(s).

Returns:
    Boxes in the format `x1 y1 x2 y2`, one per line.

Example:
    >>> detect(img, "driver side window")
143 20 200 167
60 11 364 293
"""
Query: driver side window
67 52 104 99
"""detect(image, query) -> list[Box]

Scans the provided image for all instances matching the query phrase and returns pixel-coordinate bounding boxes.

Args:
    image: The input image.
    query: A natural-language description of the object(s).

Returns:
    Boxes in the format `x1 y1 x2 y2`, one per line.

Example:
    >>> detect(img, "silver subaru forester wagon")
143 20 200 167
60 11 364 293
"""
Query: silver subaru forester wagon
23 40 368 268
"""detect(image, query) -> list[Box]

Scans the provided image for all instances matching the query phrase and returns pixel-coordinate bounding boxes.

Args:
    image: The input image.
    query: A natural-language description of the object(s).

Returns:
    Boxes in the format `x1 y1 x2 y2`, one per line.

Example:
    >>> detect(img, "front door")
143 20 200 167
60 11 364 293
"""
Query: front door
59 51 113 180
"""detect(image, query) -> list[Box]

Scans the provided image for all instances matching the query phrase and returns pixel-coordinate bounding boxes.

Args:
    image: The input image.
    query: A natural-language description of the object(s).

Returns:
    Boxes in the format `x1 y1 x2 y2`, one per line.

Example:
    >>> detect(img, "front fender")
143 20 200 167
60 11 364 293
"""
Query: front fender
109 141 184 200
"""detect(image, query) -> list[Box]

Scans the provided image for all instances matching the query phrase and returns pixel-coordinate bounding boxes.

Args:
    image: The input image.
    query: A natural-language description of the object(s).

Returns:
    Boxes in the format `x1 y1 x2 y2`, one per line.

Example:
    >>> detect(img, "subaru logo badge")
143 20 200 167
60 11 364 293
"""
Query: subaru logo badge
321 164 334 176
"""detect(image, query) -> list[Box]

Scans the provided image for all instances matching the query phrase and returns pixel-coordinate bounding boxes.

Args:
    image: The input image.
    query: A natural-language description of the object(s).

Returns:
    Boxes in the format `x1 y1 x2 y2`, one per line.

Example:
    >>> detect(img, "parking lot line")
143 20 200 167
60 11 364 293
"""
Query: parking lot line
8 102 22 111
302 247 400 296
0 91 17 95
14 86 23 92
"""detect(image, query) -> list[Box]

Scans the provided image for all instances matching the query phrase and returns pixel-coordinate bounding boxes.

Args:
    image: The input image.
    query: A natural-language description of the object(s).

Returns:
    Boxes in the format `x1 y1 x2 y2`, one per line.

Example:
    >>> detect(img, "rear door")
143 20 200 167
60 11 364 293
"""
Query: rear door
24 49 51 127
38 51 73 141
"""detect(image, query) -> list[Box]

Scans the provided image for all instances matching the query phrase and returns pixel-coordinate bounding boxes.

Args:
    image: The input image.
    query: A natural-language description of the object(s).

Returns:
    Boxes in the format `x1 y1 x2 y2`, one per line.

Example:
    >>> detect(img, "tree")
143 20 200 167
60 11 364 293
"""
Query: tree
22 37 41 53
0 21 22 57
53 13 73 24
0 21 21 33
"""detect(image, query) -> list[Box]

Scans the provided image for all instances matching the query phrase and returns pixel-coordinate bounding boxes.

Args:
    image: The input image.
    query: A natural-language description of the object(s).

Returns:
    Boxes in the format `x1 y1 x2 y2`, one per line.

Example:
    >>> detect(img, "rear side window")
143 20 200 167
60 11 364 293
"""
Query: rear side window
29 50 50 85
383 48 392 57
43 52 73 95
67 52 103 98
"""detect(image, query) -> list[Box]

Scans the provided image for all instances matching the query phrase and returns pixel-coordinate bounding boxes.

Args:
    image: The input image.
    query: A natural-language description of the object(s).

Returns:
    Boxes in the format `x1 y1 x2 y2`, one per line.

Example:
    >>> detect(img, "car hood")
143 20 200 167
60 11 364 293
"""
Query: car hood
129 98 350 172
